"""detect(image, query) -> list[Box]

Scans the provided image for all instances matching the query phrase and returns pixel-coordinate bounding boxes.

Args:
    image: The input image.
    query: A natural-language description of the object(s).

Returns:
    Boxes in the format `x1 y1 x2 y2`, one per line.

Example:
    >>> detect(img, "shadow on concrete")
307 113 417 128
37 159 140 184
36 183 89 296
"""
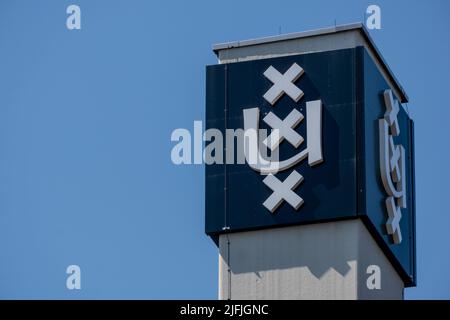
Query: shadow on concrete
220 220 358 279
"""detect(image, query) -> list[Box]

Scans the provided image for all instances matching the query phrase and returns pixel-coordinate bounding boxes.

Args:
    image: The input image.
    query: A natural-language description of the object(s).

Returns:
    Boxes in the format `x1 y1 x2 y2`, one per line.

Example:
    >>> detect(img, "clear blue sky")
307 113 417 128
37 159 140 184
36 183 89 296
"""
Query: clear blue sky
0 0 448 299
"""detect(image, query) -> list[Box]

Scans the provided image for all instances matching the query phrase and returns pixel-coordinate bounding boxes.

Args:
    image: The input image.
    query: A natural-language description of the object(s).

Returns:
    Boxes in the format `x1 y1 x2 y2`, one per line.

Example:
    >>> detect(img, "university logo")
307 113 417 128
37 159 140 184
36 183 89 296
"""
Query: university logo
242 63 324 213
379 89 407 244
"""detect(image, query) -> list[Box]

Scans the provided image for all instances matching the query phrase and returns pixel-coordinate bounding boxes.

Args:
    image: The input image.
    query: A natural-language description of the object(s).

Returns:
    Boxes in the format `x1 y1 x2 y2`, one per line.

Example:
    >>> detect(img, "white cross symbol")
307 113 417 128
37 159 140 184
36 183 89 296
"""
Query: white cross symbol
389 136 401 182
383 89 400 136
263 109 304 151
262 170 304 213
385 196 402 244
263 63 304 105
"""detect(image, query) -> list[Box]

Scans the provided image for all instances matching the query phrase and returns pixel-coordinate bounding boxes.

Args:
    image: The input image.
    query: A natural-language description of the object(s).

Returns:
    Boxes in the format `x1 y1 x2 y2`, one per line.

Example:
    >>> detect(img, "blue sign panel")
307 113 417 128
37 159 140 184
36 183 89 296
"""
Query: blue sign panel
205 47 416 286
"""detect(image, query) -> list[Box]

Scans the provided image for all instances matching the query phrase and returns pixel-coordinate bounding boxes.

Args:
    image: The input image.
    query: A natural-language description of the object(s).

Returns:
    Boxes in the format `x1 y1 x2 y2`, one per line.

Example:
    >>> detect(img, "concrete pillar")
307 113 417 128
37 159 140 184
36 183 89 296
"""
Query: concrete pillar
218 219 403 300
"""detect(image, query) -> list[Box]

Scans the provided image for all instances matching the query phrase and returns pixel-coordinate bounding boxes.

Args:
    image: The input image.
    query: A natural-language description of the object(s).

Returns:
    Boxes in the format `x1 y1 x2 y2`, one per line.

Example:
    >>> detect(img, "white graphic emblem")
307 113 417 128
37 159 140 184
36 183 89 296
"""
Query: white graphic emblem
263 63 304 105
243 63 324 212
379 89 406 244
